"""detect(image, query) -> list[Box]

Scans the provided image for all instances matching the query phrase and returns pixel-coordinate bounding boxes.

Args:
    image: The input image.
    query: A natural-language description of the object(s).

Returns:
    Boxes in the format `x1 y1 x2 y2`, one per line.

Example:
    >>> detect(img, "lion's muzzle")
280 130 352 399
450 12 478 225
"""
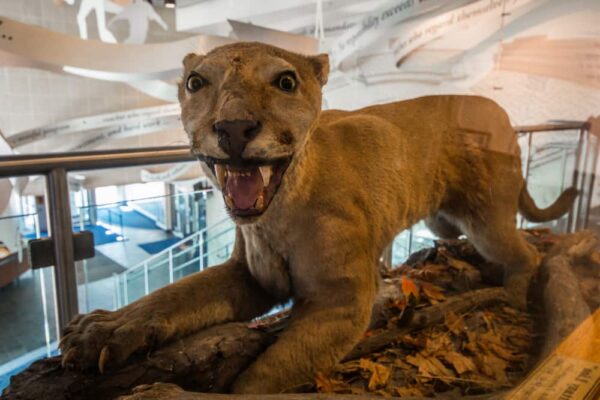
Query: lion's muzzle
213 119 261 160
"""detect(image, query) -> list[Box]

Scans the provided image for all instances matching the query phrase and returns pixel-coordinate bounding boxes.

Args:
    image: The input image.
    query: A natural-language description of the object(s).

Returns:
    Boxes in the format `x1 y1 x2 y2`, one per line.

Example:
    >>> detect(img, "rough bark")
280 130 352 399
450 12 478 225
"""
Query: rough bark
539 231 595 358
2 323 272 400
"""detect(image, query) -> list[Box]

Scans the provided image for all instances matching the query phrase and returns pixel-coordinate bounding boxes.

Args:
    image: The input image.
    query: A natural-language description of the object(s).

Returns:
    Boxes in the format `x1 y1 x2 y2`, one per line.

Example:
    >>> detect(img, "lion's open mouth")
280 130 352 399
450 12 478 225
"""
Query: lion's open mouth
205 157 292 217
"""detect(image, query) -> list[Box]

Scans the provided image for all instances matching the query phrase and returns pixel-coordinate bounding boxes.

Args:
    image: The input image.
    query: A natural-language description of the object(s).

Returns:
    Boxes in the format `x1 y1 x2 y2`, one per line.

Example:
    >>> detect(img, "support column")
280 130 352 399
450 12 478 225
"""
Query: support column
46 168 78 334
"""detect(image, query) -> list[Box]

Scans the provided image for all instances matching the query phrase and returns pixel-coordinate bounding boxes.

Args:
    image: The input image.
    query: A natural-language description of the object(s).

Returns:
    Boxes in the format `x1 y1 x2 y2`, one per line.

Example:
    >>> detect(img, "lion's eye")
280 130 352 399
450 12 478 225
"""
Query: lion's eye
276 73 297 92
186 74 206 93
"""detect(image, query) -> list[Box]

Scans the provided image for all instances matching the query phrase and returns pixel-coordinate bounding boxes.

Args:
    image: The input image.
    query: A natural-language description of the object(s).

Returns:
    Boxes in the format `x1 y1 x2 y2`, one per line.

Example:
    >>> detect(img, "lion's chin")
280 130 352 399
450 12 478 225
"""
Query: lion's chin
204 156 292 219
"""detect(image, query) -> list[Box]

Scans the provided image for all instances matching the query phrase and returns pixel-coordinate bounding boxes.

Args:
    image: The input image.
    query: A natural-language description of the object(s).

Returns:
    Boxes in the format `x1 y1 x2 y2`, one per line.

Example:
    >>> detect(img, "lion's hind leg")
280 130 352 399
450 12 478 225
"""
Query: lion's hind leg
457 209 539 309
425 214 462 240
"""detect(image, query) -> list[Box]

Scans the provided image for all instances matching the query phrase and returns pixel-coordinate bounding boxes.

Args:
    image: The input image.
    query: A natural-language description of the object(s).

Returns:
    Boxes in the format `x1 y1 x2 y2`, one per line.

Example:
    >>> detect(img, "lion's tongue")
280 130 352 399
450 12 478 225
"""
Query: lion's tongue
225 169 262 210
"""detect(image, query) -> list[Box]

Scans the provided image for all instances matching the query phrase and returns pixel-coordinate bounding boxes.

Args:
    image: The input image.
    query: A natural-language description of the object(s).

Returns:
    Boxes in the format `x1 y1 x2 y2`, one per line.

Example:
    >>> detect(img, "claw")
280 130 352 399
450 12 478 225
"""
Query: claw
61 348 76 369
99 346 110 374
132 384 152 393
59 332 73 349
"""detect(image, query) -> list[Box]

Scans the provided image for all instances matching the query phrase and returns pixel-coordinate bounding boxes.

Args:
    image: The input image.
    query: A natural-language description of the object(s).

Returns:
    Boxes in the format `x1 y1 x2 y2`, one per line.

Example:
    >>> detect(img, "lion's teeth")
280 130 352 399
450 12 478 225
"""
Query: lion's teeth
224 194 235 209
255 193 264 210
215 164 227 187
258 165 273 187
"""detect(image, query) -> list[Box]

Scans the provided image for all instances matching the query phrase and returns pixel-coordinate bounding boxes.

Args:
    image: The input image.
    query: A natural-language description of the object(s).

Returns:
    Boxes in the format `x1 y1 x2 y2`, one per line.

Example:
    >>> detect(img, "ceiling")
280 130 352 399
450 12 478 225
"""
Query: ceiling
0 0 599 190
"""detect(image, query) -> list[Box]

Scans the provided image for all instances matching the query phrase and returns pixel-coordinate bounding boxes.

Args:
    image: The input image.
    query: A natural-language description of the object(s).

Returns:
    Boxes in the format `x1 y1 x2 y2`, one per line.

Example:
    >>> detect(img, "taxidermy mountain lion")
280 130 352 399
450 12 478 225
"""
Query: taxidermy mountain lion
61 42 577 393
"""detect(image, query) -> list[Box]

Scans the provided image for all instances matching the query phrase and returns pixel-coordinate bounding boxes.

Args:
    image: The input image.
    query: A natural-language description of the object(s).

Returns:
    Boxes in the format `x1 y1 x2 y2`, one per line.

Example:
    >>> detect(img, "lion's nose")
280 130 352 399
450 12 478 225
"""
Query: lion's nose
213 119 262 159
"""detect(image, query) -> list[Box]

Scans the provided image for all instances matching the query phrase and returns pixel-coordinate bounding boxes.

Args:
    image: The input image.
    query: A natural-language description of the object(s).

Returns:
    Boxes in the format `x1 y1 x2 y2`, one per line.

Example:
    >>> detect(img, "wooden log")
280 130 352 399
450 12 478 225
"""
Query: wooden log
539 231 596 358
1 323 272 400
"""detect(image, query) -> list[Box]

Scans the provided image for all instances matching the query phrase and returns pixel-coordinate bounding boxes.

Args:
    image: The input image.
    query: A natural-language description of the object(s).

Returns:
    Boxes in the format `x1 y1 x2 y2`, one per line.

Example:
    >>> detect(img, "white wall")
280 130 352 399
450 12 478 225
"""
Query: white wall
0 190 24 252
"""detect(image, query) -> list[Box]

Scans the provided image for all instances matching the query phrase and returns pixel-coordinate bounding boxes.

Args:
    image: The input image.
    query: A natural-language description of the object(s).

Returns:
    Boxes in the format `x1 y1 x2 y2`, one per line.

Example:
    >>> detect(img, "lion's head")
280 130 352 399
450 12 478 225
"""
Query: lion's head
179 42 329 221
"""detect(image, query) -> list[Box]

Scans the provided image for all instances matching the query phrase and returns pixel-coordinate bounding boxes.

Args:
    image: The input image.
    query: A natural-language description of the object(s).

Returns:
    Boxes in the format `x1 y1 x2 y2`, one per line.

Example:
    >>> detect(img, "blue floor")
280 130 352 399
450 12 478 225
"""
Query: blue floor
98 207 158 230
23 224 123 246
138 236 182 254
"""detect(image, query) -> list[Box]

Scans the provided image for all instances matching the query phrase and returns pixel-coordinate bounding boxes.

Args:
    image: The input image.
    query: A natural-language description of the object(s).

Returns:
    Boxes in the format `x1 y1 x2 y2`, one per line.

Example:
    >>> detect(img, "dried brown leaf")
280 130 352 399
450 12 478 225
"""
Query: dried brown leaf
444 311 465 336
421 281 446 301
314 372 335 393
406 353 456 380
401 277 420 302
359 359 391 391
480 353 509 385
443 351 478 375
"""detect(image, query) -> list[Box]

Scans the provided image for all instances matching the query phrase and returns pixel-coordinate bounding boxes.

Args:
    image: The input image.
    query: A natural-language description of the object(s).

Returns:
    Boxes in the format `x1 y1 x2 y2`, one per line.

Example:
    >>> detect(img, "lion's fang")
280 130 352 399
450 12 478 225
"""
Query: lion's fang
255 193 264 210
215 164 227 187
259 165 273 187
225 194 235 209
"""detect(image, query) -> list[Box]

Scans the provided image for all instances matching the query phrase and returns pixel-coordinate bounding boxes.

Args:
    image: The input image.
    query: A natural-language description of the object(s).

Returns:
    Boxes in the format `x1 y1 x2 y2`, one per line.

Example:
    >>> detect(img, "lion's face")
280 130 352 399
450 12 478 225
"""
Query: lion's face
179 42 329 221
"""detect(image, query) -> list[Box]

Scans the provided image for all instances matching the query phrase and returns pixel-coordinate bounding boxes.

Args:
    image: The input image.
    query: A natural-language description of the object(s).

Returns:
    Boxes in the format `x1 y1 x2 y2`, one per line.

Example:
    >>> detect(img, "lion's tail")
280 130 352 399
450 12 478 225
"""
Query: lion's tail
519 186 579 223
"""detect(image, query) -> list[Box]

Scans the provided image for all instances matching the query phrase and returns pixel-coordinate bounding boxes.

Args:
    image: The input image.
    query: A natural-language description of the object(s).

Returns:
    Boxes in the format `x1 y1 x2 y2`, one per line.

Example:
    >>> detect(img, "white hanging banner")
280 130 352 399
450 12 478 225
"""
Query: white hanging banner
141 163 194 183
0 16 233 82
6 104 181 148
228 20 318 54
328 0 450 70
392 0 541 65
70 116 182 151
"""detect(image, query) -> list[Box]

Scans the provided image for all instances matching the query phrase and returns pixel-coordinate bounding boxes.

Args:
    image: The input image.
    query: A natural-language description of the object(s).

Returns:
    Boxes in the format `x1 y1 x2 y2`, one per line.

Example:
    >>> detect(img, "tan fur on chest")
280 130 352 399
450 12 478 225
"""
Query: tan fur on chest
241 225 291 301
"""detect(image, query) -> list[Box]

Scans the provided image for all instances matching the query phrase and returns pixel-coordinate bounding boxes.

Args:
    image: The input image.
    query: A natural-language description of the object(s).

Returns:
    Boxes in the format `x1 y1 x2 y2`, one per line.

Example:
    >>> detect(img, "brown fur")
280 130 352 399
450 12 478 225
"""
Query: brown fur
61 42 576 394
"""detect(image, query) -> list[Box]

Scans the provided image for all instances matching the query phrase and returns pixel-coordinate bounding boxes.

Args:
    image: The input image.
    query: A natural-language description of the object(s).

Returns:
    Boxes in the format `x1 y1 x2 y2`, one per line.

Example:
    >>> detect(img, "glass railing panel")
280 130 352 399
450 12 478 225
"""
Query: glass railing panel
391 221 436 266
519 129 582 232
146 252 171 294
68 164 213 313
0 210 59 392
109 218 235 307
519 126 599 233
205 215 236 267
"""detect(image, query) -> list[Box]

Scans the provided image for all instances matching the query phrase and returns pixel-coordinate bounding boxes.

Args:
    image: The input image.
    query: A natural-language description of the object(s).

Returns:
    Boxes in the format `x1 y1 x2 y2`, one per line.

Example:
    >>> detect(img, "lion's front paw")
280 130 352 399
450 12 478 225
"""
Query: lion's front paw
60 307 171 372
116 383 185 400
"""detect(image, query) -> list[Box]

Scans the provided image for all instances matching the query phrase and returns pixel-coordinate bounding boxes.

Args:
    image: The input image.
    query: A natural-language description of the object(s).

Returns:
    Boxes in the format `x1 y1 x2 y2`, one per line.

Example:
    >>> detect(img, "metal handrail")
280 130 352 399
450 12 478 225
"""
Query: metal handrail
116 231 235 307
124 225 235 283
0 145 198 332
124 217 233 278
514 122 589 133
0 146 194 177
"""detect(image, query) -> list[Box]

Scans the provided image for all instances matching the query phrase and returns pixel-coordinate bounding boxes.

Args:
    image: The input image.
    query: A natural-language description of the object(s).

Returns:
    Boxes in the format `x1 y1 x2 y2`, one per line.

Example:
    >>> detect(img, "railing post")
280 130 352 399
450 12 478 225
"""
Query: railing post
46 168 78 334
123 271 129 306
144 262 149 295
520 131 534 229
112 273 120 310
199 232 205 271
169 249 174 283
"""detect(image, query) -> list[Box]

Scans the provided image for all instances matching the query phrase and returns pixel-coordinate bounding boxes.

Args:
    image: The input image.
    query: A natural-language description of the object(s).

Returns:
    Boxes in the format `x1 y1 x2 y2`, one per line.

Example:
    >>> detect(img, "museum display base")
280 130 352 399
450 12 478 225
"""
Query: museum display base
2 229 599 400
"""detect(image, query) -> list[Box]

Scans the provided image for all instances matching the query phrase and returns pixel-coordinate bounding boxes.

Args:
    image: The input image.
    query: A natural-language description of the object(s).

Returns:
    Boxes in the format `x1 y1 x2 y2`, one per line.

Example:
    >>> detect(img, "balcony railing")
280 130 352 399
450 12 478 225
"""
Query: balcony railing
0 146 196 332
113 217 235 307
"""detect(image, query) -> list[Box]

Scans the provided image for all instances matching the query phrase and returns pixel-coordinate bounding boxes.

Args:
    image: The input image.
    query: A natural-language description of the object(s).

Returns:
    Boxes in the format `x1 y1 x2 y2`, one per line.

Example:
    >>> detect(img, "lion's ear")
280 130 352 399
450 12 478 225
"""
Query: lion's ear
309 53 329 86
182 53 203 71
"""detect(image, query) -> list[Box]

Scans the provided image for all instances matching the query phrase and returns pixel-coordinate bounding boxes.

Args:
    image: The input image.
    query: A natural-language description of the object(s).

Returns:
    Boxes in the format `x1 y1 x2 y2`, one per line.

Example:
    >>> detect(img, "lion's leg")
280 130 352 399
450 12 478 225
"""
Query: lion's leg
425 214 462 239
458 210 539 309
232 227 377 394
61 231 277 371
232 282 374 393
